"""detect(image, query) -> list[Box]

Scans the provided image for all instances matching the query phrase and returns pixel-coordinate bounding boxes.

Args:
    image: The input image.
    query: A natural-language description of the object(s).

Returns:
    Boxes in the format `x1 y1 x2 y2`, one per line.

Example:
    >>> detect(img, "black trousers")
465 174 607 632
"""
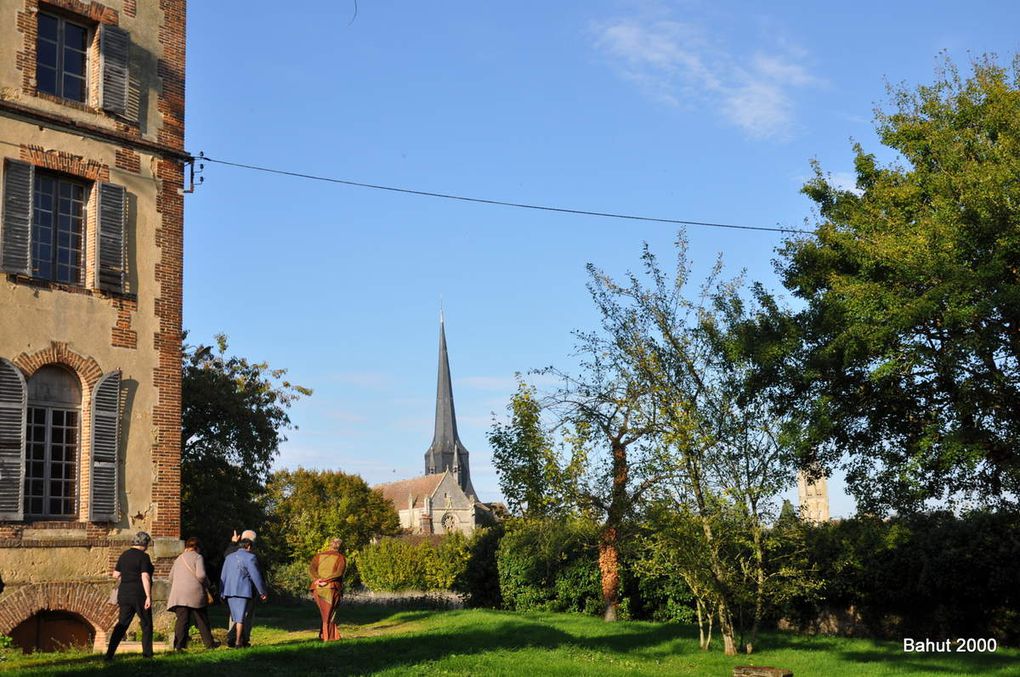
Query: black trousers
106 598 153 658
173 606 215 649
226 597 255 647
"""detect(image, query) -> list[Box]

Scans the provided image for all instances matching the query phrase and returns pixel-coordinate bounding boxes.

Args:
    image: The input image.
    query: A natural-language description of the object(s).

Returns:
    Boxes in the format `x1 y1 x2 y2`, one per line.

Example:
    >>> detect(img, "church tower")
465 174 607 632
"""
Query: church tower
797 469 830 523
424 314 477 499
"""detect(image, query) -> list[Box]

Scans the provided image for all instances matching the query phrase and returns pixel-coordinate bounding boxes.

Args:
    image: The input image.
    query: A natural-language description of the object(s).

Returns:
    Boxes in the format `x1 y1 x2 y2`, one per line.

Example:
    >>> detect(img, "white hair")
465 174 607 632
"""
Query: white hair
241 529 256 542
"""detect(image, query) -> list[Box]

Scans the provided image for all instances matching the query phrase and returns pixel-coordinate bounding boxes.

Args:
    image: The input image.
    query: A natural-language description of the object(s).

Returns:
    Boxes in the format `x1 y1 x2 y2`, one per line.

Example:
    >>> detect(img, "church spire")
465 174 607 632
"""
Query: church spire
424 313 476 498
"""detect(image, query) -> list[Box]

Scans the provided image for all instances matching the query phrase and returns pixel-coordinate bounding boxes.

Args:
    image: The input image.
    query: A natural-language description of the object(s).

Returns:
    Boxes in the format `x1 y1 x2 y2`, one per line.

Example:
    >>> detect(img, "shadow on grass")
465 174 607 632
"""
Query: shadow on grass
6 607 1018 676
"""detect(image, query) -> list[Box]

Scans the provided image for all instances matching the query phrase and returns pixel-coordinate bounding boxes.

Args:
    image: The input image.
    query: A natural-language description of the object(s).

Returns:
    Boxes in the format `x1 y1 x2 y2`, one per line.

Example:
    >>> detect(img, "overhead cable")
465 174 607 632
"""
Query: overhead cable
197 153 814 236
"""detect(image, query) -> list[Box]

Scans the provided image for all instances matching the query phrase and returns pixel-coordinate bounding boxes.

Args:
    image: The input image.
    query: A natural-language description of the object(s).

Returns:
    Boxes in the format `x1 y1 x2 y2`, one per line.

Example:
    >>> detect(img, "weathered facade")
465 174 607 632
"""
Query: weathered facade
0 0 187 651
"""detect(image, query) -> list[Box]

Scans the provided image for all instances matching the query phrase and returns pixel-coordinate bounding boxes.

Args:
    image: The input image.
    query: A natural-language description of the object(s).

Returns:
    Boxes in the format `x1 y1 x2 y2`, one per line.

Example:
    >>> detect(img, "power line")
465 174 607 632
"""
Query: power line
197 153 814 236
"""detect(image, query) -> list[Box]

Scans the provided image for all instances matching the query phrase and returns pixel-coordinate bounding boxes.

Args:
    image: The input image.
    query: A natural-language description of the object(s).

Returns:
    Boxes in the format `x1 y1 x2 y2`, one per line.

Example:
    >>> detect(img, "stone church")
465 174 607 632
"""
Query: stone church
376 316 491 535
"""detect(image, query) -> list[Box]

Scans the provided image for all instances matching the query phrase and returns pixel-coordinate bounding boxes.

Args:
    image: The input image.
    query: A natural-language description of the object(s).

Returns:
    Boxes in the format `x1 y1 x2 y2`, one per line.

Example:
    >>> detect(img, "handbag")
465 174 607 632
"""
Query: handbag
181 552 216 605
107 583 119 605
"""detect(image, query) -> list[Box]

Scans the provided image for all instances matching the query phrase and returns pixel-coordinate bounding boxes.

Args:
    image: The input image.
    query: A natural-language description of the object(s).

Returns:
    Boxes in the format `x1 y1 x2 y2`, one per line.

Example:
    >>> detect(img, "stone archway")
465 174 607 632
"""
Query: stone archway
0 582 117 652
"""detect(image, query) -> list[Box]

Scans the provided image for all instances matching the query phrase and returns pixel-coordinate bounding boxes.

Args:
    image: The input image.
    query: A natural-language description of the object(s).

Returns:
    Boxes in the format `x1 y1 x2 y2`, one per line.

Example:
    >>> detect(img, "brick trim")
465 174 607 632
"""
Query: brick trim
20 144 111 182
12 341 103 387
0 582 118 642
148 0 186 539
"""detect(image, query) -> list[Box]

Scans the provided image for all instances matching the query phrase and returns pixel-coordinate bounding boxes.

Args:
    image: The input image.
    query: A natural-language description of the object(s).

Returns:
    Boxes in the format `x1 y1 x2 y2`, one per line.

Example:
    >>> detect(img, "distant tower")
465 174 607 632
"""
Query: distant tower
423 313 477 499
797 469 830 523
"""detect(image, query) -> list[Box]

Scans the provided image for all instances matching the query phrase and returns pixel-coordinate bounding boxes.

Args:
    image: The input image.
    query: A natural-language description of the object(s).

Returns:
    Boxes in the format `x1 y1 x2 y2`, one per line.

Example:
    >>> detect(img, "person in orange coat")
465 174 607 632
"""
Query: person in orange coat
309 538 347 641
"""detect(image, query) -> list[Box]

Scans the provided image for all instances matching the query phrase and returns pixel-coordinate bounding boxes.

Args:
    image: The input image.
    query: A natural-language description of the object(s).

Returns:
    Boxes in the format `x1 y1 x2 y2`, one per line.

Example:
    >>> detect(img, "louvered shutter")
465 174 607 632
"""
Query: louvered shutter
96 183 126 293
1 160 33 276
90 371 121 522
0 358 27 521
99 25 130 116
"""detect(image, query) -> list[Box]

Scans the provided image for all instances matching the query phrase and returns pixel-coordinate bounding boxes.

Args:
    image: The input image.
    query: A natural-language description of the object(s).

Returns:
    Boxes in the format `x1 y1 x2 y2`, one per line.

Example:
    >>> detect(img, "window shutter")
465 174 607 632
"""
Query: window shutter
0 358 27 521
1 160 33 276
90 370 121 522
99 25 130 116
96 183 126 293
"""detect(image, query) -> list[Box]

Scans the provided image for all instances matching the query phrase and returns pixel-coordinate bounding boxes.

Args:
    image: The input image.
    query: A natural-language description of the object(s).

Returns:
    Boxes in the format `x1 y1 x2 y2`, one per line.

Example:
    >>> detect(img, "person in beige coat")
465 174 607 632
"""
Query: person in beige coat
167 536 218 650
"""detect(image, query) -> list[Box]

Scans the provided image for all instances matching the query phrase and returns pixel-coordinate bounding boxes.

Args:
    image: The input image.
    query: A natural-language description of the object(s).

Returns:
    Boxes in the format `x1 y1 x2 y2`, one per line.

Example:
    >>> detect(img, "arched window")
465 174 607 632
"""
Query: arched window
25 366 81 518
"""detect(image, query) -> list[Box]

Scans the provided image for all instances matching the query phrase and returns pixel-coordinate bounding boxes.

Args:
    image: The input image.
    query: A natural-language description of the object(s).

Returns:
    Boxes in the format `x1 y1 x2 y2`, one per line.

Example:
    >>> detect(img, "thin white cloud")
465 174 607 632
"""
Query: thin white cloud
592 16 823 139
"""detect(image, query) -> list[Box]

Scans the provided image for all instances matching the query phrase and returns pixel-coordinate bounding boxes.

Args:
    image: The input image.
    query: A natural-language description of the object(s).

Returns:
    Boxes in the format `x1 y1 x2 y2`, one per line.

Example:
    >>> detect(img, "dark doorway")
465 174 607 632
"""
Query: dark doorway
10 610 95 653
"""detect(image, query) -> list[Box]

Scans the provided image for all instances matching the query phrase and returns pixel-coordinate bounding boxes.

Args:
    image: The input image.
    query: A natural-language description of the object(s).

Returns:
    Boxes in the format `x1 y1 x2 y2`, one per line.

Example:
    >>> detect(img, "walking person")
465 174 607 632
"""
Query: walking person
224 529 263 647
167 537 218 650
105 531 155 661
309 538 347 641
220 537 267 648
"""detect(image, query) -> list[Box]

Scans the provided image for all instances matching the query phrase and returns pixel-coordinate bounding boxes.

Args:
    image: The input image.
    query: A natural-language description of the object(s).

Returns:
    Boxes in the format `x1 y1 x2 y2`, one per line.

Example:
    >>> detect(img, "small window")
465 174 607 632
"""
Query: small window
32 173 86 285
36 11 89 102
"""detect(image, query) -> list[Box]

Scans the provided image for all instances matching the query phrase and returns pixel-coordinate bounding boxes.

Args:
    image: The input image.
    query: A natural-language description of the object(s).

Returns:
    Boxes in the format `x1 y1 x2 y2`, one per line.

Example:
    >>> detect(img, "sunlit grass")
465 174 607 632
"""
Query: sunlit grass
1 603 1016 675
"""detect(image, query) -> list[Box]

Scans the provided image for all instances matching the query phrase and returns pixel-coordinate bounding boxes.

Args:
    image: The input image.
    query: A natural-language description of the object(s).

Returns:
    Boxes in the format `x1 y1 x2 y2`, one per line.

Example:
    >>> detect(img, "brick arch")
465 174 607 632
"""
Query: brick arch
12 341 104 389
0 582 118 647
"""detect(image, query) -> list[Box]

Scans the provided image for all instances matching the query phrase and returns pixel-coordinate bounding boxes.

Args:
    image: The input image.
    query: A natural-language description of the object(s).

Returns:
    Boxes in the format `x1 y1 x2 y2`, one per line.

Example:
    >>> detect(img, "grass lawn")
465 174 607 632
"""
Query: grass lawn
1 603 1017 676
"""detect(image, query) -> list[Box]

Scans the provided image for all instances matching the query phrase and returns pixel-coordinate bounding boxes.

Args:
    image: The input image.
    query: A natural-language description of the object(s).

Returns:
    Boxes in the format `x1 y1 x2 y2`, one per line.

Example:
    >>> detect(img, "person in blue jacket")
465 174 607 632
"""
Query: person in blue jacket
219 538 267 648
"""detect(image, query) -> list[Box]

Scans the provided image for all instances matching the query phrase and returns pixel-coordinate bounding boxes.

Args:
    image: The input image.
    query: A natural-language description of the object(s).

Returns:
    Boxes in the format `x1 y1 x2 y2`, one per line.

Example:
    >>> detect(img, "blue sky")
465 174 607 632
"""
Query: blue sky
183 1 1020 517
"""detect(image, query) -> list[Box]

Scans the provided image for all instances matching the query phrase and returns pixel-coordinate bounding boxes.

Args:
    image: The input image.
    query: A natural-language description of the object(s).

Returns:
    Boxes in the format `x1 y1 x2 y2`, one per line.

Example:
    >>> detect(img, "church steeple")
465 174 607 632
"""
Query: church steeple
424 312 476 499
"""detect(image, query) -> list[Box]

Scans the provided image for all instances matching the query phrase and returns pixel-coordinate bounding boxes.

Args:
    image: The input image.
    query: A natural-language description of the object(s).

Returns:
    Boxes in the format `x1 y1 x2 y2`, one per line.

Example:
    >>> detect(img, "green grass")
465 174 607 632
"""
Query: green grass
1 603 1017 676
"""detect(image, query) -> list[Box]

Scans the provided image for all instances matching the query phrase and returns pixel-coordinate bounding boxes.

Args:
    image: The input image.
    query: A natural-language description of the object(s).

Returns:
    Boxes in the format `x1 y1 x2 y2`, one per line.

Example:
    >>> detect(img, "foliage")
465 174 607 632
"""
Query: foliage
458 524 504 608
583 238 800 653
181 333 311 573
357 538 427 591
263 468 401 564
267 558 313 601
496 517 603 615
488 379 573 518
776 55 1020 512
357 534 473 592
781 510 1020 643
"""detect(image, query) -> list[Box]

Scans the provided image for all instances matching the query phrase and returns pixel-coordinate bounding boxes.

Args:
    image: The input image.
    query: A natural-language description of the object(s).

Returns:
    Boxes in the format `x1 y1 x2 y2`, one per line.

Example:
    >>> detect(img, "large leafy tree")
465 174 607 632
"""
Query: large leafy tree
181 334 311 570
262 468 401 562
778 56 1020 511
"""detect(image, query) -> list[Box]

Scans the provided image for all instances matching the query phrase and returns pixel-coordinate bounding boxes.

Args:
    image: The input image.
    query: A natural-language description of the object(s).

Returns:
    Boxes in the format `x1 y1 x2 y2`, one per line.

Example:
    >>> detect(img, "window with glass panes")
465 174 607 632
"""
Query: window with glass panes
32 174 86 285
24 366 81 519
36 12 88 102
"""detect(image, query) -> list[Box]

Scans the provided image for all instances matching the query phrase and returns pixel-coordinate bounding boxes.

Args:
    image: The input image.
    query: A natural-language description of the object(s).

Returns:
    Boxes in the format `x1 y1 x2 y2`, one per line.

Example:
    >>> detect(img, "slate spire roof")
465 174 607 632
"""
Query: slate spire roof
424 312 477 498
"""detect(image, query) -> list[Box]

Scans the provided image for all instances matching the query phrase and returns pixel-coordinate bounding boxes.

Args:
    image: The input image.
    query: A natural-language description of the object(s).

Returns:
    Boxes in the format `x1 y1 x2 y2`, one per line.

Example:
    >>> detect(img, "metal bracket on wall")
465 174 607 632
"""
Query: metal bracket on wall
180 151 204 194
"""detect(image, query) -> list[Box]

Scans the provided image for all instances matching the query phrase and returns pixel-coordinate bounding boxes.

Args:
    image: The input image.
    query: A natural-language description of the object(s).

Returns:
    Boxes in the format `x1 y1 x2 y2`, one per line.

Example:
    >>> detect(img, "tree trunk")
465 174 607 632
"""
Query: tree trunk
747 521 765 654
599 526 620 621
718 601 738 656
599 439 629 622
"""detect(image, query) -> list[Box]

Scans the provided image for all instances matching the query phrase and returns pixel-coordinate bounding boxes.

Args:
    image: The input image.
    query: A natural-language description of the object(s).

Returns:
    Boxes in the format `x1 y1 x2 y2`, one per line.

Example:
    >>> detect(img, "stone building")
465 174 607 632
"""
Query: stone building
0 0 188 651
376 316 489 535
797 469 830 523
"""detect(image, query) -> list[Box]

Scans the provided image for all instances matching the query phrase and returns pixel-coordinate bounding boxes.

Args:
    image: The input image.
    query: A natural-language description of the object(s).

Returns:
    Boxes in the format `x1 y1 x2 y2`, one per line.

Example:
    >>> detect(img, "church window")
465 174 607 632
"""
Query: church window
24 366 80 518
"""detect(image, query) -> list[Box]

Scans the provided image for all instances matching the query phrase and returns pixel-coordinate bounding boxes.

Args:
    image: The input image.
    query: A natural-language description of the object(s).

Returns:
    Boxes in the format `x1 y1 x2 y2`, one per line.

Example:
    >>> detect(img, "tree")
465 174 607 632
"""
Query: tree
540 339 660 623
488 378 575 518
181 334 310 570
587 239 799 654
778 55 1020 512
262 468 401 562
